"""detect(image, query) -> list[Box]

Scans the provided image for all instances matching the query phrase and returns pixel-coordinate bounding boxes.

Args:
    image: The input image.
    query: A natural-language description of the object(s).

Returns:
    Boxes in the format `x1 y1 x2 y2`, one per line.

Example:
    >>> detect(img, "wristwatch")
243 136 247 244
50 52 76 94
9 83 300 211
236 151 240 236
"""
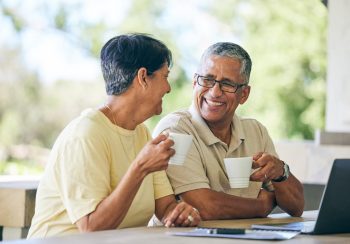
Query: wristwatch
272 161 290 182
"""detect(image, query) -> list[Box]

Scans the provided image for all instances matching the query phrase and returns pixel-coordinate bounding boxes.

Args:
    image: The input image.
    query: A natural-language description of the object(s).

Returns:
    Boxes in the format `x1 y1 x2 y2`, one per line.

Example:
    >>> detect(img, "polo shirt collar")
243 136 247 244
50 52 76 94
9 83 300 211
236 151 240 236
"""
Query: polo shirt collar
189 103 246 147
229 113 246 152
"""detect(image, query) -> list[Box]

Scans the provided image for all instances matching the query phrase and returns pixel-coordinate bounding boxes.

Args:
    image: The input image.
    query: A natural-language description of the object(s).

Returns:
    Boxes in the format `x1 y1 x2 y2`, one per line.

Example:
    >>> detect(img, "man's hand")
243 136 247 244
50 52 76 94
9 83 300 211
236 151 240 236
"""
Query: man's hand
257 189 277 217
250 152 304 217
250 152 284 182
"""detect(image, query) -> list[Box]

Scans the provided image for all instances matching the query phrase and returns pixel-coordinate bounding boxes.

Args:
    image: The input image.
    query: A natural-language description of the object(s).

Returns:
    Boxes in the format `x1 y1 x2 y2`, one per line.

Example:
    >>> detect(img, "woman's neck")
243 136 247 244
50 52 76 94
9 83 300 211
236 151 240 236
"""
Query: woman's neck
102 96 142 130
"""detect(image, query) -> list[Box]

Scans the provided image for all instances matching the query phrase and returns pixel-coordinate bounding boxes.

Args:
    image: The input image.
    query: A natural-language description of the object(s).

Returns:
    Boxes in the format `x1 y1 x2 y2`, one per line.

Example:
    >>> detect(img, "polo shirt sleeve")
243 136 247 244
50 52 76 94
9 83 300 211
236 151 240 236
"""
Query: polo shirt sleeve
55 137 111 224
167 139 211 195
155 115 211 195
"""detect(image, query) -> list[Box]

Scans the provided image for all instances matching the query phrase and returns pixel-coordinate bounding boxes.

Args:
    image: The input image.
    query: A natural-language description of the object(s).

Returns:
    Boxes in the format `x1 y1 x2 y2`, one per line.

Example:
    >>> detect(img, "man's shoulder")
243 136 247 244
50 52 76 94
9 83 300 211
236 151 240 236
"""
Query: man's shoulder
236 115 269 137
153 109 192 136
238 116 265 127
164 109 192 120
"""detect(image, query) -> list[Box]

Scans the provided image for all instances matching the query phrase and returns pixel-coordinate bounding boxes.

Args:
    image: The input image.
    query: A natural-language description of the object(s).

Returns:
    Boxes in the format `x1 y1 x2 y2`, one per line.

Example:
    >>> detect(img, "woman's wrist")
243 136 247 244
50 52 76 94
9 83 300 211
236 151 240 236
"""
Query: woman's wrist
129 160 148 181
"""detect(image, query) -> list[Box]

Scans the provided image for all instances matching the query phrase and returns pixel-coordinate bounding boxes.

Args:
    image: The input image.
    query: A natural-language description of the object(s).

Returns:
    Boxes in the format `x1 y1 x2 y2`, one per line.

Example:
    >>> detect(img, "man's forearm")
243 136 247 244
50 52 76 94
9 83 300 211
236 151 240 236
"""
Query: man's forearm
180 188 275 220
273 174 304 217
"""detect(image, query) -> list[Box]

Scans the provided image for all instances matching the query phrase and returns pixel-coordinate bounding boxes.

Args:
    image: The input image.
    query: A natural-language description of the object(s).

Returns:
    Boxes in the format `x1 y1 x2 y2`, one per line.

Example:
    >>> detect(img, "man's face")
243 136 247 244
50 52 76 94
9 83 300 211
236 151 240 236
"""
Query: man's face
193 55 250 126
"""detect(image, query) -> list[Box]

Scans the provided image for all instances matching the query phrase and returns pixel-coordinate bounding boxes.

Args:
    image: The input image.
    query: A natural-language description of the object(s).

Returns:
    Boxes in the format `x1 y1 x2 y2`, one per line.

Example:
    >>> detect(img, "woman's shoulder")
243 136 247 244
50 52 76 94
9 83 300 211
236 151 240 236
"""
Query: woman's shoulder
57 109 107 140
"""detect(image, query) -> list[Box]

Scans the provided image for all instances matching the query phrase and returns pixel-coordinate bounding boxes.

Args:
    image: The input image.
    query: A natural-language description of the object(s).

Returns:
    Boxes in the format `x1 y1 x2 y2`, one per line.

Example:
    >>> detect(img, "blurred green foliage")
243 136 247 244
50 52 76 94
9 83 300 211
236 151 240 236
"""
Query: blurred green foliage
0 0 327 175
241 0 327 140
0 159 43 175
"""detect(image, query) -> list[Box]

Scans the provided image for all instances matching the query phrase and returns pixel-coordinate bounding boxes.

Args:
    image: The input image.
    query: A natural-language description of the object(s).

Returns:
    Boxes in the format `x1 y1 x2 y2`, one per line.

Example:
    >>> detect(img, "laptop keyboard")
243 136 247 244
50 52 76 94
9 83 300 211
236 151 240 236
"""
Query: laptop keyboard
281 221 316 233
251 221 316 233
300 221 316 233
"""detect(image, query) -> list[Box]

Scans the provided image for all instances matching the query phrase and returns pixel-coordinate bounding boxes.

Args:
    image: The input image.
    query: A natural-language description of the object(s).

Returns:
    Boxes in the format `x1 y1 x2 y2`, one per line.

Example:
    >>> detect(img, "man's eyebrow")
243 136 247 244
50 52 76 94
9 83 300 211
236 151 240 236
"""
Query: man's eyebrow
204 74 236 83
222 79 239 84
202 74 215 78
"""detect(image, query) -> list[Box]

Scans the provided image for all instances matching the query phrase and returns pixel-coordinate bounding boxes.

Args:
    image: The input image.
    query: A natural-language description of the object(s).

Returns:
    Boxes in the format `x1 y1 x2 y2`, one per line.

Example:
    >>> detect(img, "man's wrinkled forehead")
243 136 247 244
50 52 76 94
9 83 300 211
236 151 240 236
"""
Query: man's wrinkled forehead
198 55 216 73
198 55 242 76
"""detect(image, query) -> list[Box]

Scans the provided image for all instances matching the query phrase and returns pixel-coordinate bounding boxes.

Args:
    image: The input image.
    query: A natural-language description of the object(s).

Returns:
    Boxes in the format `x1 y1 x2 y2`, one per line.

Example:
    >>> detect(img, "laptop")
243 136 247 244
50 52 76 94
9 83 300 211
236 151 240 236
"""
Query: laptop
252 159 350 234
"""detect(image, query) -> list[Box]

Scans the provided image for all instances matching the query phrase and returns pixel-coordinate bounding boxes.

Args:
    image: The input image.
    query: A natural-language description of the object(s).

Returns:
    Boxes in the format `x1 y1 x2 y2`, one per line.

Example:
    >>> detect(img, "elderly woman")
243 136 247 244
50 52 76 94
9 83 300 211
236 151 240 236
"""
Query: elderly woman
28 34 200 238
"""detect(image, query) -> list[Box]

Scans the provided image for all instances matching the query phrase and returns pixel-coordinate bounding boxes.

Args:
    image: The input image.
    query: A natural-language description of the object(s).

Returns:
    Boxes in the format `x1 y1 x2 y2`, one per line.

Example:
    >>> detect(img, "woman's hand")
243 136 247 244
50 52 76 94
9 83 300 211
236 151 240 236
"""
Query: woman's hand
133 134 175 176
162 202 201 227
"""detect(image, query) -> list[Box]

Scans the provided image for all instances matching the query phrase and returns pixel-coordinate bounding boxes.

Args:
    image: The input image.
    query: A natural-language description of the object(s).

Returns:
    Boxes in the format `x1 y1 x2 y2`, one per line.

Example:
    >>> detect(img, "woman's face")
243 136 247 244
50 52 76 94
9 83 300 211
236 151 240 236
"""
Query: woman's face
145 63 171 116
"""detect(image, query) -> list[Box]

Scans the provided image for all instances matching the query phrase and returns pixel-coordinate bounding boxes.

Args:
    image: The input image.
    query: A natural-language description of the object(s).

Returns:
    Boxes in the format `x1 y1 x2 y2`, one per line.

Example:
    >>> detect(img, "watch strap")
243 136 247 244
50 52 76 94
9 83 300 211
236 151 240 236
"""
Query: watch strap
272 161 290 182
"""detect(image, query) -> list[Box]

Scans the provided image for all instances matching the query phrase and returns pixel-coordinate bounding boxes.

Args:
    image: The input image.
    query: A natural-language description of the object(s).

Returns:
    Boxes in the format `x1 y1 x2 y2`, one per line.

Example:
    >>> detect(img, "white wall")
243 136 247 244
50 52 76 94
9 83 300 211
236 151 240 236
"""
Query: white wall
326 0 350 132
275 141 350 184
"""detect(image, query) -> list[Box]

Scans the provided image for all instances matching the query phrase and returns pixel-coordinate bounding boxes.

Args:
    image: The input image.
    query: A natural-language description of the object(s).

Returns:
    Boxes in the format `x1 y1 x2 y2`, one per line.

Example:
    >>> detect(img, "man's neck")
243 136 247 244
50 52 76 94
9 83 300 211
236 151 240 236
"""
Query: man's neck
207 121 232 145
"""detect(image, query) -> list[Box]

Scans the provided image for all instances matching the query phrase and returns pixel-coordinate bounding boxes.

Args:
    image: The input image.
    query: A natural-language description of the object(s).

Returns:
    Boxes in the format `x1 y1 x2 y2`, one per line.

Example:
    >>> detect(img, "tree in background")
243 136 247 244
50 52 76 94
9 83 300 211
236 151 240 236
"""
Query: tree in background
243 0 327 140
208 0 327 139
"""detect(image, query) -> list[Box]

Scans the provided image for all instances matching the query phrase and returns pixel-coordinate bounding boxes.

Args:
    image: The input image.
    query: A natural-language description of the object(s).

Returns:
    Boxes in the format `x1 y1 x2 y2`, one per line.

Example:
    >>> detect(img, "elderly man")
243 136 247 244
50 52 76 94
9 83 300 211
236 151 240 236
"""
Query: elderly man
153 42 304 220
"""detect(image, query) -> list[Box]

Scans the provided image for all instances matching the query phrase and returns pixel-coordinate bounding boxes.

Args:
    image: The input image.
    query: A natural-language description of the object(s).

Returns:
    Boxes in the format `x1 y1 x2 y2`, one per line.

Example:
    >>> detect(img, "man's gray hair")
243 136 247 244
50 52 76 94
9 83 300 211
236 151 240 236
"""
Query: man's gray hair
198 42 252 83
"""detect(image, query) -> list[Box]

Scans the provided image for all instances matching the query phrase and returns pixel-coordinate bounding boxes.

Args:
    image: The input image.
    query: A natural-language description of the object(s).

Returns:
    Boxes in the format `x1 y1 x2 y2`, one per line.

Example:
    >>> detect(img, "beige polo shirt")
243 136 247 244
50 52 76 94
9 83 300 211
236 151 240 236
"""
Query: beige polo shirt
153 104 278 199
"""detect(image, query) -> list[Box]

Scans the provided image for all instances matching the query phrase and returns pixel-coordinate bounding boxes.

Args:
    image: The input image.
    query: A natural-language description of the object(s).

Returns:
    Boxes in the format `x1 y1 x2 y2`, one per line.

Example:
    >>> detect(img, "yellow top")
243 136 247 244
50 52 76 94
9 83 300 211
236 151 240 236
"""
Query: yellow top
28 109 173 238
153 104 278 198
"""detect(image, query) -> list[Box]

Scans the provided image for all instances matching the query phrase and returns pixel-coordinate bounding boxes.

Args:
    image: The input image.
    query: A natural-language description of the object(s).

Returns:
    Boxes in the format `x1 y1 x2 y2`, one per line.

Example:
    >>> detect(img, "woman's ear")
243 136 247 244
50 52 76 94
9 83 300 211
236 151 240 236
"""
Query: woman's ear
136 67 148 89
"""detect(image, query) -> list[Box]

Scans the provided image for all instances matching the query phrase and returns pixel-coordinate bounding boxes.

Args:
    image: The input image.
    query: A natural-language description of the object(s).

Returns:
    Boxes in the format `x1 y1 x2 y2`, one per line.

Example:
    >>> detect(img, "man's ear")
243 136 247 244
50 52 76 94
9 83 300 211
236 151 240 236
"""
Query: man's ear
239 85 251 104
136 67 148 89
192 74 197 88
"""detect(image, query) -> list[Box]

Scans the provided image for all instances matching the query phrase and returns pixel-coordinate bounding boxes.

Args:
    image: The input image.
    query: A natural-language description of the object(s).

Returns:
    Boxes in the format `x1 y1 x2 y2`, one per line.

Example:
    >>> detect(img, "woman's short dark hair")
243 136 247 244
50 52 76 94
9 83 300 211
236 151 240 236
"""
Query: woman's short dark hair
100 33 172 95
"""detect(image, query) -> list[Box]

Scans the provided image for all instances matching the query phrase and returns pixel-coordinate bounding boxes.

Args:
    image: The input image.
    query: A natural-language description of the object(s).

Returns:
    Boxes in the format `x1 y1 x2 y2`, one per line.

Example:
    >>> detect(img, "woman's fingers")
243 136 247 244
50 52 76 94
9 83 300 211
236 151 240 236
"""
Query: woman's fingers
163 203 201 227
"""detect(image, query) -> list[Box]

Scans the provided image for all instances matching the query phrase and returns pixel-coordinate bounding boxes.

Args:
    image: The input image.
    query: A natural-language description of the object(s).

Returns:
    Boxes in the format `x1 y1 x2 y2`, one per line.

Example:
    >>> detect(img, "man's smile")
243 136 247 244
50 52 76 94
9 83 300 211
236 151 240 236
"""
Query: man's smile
204 97 225 107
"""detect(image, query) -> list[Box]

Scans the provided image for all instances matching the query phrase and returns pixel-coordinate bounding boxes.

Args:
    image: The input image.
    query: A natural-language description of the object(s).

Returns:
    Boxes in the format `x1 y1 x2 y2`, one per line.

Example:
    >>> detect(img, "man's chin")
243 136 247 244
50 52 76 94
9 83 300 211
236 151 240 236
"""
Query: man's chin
200 108 223 120
201 112 226 124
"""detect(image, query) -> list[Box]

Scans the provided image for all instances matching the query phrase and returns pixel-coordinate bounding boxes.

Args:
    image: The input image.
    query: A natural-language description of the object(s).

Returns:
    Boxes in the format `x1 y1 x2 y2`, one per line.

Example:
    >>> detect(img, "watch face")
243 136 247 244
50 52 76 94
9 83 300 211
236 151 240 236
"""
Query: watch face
284 163 290 178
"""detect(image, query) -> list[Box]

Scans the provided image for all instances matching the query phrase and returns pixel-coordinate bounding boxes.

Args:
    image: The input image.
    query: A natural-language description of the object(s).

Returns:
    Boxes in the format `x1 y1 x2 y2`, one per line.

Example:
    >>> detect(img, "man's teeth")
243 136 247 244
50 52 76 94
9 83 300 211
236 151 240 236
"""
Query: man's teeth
206 100 223 106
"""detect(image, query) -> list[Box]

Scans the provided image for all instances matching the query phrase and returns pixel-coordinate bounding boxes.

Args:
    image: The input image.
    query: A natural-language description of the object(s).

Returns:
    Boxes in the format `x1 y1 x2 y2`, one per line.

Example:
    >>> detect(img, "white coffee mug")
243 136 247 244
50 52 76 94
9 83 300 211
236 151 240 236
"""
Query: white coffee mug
224 156 253 188
168 132 193 165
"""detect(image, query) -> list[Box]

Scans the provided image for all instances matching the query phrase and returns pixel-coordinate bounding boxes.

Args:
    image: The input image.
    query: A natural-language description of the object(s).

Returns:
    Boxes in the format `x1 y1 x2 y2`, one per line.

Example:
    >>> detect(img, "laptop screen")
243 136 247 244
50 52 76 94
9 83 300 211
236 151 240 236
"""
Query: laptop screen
312 159 350 234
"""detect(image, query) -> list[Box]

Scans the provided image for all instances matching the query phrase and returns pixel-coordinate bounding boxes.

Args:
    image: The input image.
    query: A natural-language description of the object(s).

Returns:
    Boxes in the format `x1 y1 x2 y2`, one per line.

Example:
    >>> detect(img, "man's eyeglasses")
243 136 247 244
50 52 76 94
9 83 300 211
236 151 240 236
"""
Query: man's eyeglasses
195 73 248 93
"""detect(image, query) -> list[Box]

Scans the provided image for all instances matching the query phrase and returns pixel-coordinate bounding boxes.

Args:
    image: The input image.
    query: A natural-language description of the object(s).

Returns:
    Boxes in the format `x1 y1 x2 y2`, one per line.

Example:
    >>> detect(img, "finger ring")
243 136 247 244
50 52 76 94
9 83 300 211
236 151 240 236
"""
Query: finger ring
264 173 268 180
187 214 194 223
192 207 199 214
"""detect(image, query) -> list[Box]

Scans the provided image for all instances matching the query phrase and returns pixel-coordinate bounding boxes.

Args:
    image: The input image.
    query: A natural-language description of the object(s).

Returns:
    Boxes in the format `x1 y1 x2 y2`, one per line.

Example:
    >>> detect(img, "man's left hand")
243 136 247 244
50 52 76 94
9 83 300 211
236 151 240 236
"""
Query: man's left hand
250 152 284 182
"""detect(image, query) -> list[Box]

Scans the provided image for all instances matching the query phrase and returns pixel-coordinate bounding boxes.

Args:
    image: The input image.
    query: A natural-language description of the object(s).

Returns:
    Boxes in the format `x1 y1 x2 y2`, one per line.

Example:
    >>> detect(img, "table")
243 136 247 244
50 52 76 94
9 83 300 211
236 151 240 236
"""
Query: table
3 211 350 244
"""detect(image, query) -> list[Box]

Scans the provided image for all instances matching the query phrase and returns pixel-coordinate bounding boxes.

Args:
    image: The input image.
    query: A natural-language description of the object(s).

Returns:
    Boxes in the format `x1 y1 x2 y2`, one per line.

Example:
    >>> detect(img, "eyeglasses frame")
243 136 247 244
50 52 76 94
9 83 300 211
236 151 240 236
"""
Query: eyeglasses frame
194 73 248 93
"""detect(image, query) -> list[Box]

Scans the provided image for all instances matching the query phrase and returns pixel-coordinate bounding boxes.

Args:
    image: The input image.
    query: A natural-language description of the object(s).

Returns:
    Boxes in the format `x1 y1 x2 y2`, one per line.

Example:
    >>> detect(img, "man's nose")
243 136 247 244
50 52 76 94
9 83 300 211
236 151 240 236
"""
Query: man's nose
209 82 223 97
